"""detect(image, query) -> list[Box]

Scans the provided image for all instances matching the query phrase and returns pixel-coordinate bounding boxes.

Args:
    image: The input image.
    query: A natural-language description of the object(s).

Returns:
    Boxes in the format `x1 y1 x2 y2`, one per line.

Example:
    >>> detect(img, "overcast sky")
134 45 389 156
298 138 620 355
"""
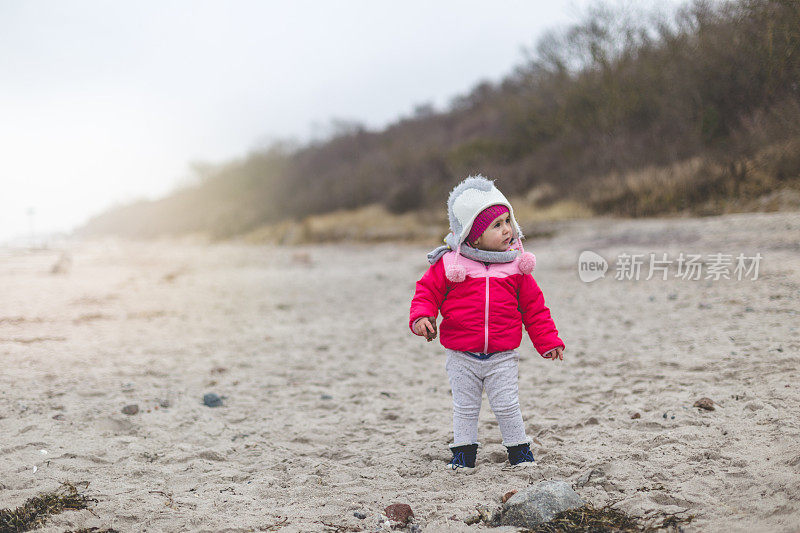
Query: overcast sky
0 0 680 244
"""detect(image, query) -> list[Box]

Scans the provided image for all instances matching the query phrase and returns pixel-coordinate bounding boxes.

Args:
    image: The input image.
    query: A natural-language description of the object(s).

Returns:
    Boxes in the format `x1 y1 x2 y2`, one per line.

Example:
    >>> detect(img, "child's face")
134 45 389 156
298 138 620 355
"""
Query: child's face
471 212 513 252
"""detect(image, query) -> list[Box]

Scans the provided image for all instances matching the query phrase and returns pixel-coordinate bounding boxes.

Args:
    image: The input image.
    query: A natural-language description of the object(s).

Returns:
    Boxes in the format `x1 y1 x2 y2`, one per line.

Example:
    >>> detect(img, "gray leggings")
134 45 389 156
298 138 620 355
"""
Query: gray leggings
445 349 530 447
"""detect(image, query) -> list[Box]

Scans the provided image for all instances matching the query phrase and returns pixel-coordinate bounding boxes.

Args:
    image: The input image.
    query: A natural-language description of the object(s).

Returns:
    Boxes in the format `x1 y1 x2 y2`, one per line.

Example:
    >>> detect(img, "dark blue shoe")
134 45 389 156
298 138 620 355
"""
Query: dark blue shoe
446 443 478 473
506 443 536 466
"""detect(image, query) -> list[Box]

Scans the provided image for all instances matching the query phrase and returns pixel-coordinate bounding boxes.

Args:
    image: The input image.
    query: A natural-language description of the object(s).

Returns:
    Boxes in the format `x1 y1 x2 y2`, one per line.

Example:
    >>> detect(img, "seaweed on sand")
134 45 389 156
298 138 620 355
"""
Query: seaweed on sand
521 504 694 532
0 482 97 533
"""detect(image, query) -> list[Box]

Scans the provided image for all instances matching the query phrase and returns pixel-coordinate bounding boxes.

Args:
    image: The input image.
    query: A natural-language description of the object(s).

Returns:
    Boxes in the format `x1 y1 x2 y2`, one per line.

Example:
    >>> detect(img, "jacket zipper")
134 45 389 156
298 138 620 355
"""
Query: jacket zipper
484 264 490 353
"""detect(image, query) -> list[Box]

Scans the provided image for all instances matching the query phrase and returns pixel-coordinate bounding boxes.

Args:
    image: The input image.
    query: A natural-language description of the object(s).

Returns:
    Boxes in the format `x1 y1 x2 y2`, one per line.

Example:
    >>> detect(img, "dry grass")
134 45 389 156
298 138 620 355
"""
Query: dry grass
581 138 800 217
242 204 448 245
583 156 721 216
242 197 593 246
239 139 800 246
511 195 595 223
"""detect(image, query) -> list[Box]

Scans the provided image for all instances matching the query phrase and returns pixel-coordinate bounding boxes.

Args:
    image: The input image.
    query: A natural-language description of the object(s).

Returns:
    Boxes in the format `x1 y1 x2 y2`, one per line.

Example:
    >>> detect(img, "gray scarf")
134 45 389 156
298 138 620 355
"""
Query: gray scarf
427 232 520 265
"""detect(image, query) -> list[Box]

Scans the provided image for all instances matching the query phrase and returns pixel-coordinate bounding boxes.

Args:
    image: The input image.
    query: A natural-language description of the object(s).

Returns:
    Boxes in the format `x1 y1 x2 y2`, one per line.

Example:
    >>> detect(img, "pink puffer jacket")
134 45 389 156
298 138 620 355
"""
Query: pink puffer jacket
409 251 564 356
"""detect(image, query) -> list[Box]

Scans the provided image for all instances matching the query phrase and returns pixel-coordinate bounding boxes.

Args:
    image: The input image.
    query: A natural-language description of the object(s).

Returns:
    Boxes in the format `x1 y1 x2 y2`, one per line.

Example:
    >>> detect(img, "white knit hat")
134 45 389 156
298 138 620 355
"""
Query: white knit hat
444 175 535 282
447 175 523 244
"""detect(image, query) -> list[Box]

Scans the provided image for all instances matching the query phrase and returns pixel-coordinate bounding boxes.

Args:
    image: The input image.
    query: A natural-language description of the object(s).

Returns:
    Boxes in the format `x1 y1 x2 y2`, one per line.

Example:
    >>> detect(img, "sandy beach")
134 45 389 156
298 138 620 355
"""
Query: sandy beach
1 211 799 532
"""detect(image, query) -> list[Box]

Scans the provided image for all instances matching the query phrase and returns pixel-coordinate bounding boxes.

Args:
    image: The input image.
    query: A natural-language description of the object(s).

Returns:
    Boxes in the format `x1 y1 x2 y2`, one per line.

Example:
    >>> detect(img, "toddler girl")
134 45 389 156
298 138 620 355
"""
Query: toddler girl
409 175 565 472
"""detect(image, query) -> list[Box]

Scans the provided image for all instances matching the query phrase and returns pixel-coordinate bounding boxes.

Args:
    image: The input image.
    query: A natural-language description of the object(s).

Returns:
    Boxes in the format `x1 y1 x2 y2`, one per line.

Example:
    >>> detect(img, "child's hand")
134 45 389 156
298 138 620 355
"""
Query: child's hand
544 347 564 361
413 317 437 342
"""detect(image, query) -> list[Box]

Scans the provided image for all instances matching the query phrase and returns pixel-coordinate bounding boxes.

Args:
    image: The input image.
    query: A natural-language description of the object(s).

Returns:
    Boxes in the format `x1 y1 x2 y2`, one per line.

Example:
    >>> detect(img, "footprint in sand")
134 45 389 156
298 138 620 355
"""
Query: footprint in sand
93 416 137 435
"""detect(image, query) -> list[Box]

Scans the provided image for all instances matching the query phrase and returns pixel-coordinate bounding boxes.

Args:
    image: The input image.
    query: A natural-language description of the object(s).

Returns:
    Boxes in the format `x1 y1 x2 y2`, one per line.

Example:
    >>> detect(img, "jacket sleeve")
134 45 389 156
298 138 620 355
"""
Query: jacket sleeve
518 274 565 357
409 259 447 334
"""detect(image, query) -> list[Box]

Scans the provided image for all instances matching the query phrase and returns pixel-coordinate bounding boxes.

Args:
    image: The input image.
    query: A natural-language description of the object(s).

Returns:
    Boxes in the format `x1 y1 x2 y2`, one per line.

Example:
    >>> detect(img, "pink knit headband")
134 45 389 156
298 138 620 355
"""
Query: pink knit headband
467 205 509 244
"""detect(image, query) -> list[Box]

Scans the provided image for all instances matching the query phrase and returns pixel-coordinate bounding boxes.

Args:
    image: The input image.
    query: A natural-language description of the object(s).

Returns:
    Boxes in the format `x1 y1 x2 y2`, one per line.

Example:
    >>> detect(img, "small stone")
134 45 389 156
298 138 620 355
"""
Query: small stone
384 503 414 524
745 306 754 312
694 397 715 411
159 399 171 408
476 506 492 522
409 524 421 533
321 394 333 400
122 404 139 415
668 293 678 300
502 490 518 503
631 412 641 419
291 252 312 265
464 514 481 525
353 511 366 519
498 480 585 528
203 393 223 407
50 251 72 274
198 450 226 461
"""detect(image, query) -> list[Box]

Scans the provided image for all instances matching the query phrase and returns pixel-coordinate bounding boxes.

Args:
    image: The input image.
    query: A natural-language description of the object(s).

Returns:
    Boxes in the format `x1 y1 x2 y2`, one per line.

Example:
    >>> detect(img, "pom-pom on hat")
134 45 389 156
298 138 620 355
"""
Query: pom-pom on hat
467 204 509 244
